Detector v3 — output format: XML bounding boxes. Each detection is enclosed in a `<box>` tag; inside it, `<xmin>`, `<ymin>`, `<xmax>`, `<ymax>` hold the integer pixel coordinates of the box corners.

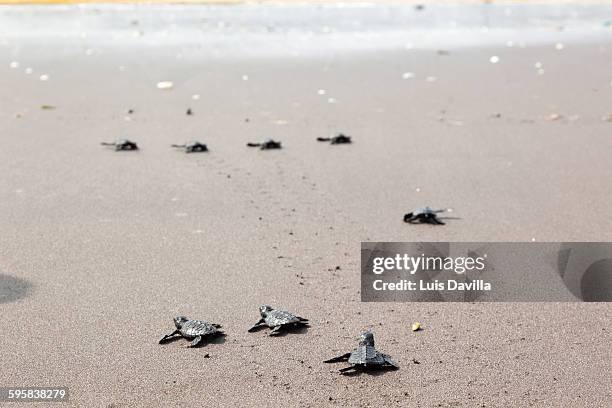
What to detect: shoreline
<box><xmin>3</xmin><ymin>0</ymin><xmax>612</xmax><ymax>5</ymax></box>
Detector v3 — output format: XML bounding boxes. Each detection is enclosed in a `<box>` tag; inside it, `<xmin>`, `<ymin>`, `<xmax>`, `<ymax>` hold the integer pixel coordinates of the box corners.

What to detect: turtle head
<box><xmin>173</xmin><ymin>316</ymin><xmax>189</xmax><ymax>329</ymax></box>
<box><xmin>358</xmin><ymin>331</ymin><xmax>375</xmax><ymax>346</ymax></box>
<box><xmin>259</xmin><ymin>305</ymin><xmax>274</xmax><ymax>317</ymax></box>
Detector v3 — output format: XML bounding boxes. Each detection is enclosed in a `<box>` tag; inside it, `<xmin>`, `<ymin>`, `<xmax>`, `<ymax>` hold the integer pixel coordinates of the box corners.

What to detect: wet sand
<box><xmin>1</xmin><ymin>3</ymin><xmax>611</xmax><ymax>407</ymax></box>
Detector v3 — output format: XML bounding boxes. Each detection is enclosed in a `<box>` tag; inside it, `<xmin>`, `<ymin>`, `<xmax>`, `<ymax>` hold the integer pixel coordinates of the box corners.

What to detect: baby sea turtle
<box><xmin>317</xmin><ymin>133</ymin><xmax>352</xmax><ymax>144</ymax></box>
<box><xmin>403</xmin><ymin>207</ymin><xmax>446</xmax><ymax>225</ymax></box>
<box><xmin>247</xmin><ymin>139</ymin><xmax>282</xmax><ymax>150</ymax></box>
<box><xmin>171</xmin><ymin>141</ymin><xmax>208</xmax><ymax>153</ymax></box>
<box><xmin>324</xmin><ymin>331</ymin><xmax>398</xmax><ymax>374</ymax></box>
<box><xmin>248</xmin><ymin>305</ymin><xmax>309</xmax><ymax>335</ymax></box>
<box><xmin>101</xmin><ymin>139</ymin><xmax>138</xmax><ymax>151</ymax></box>
<box><xmin>159</xmin><ymin>316</ymin><xmax>223</xmax><ymax>347</ymax></box>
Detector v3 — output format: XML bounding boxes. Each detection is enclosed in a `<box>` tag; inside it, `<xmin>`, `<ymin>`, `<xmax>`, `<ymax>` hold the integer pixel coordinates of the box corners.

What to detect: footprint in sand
<box><xmin>0</xmin><ymin>274</ymin><xmax>32</xmax><ymax>303</ymax></box>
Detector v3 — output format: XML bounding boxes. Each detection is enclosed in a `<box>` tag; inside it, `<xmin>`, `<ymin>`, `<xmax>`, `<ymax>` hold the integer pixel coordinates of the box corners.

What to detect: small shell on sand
<box><xmin>156</xmin><ymin>81</ymin><xmax>174</xmax><ymax>90</ymax></box>
<box><xmin>411</xmin><ymin>322</ymin><xmax>422</xmax><ymax>332</ymax></box>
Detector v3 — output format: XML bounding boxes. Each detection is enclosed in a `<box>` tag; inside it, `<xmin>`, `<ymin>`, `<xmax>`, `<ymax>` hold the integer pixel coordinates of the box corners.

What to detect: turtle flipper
<box><xmin>212</xmin><ymin>323</ymin><xmax>222</xmax><ymax>328</ymax></box>
<box><xmin>317</xmin><ymin>137</ymin><xmax>331</xmax><ymax>142</ymax></box>
<box><xmin>159</xmin><ymin>329</ymin><xmax>181</xmax><ymax>344</ymax></box>
<box><xmin>171</xmin><ymin>144</ymin><xmax>186</xmax><ymax>148</ymax></box>
<box><xmin>429</xmin><ymin>216</ymin><xmax>445</xmax><ymax>225</ymax></box>
<box><xmin>382</xmin><ymin>354</ymin><xmax>399</xmax><ymax>369</ymax></box>
<box><xmin>247</xmin><ymin>143</ymin><xmax>261</xmax><ymax>147</ymax></box>
<box><xmin>248</xmin><ymin>318</ymin><xmax>265</xmax><ymax>332</ymax></box>
<box><xmin>324</xmin><ymin>353</ymin><xmax>351</xmax><ymax>363</ymax></box>
<box><xmin>339</xmin><ymin>366</ymin><xmax>357</xmax><ymax>374</ymax></box>
<box><xmin>269</xmin><ymin>326</ymin><xmax>282</xmax><ymax>336</ymax></box>
<box><xmin>298</xmin><ymin>317</ymin><xmax>309</xmax><ymax>322</ymax></box>
<box><xmin>189</xmin><ymin>335</ymin><xmax>204</xmax><ymax>347</ymax></box>
<box><xmin>403</xmin><ymin>213</ymin><xmax>414</xmax><ymax>223</ymax></box>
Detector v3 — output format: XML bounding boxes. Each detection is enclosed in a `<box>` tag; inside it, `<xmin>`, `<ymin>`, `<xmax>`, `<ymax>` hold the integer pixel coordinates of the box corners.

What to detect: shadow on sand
<box><xmin>248</xmin><ymin>324</ymin><xmax>310</xmax><ymax>337</ymax></box>
<box><xmin>337</xmin><ymin>366</ymin><xmax>399</xmax><ymax>377</ymax></box>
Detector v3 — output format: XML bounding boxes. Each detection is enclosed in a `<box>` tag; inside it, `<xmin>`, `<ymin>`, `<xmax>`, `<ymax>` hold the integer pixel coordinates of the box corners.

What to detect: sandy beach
<box><xmin>1</xmin><ymin>3</ymin><xmax>611</xmax><ymax>407</ymax></box>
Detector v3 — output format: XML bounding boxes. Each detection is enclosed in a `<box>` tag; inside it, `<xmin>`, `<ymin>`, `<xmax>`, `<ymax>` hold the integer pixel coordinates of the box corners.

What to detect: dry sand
<box><xmin>1</xmin><ymin>3</ymin><xmax>611</xmax><ymax>407</ymax></box>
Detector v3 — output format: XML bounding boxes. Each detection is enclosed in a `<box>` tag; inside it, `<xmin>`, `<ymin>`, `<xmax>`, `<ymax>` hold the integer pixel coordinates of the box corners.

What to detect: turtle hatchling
<box><xmin>101</xmin><ymin>139</ymin><xmax>138</xmax><ymax>151</ymax></box>
<box><xmin>246</xmin><ymin>139</ymin><xmax>282</xmax><ymax>150</ymax></box>
<box><xmin>317</xmin><ymin>133</ymin><xmax>352</xmax><ymax>144</ymax></box>
<box><xmin>248</xmin><ymin>305</ymin><xmax>309</xmax><ymax>335</ymax></box>
<box><xmin>403</xmin><ymin>206</ymin><xmax>446</xmax><ymax>225</ymax></box>
<box><xmin>171</xmin><ymin>141</ymin><xmax>208</xmax><ymax>153</ymax></box>
<box><xmin>159</xmin><ymin>316</ymin><xmax>223</xmax><ymax>347</ymax></box>
<box><xmin>324</xmin><ymin>331</ymin><xmax>398</xmax><ymax>374</ymax></box>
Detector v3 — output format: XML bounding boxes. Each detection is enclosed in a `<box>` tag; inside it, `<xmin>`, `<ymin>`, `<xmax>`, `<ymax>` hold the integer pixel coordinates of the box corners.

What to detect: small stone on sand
<box><xmin>156</xmin><ymin>81</ymin><xmax>174</xmax><ymax>90</ymax></box>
